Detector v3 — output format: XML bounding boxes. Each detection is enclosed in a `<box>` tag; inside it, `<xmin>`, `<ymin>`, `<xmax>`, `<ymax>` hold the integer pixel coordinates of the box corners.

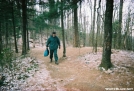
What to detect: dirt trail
<box><xmin>30</xmin><ymin>47</ymin><xmax>134</xmax><ymax>91</ymax></box>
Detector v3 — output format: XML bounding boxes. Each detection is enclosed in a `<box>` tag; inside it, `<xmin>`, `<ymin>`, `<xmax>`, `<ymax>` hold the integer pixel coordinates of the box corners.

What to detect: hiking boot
<box><xmin>50</xmin><ymin>59</ymin><xmax>52</xmax><ymax>63</ymax></box>
<box><xmin>55</xmin><ymin>62</ymin><xmax>59</xmax><ymax>65</ymax></box>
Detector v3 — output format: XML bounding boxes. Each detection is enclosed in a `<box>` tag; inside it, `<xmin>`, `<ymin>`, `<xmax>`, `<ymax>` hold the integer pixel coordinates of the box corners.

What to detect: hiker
<box><xmin>46</xmin><ymin>32</ymin><xmax>60</xmax><ymax>65</ymax></box>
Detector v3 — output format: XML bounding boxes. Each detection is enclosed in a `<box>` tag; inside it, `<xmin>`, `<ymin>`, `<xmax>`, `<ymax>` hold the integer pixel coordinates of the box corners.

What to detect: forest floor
<box><xmin>26</xmin><ymin>47</ymin><xmax>134</xmax><ymax>91</ymax></box>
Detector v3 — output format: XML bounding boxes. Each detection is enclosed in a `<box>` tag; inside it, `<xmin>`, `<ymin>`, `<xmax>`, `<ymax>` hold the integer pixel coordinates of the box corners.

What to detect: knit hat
<box><xmin>52</xmin><ymin>32</ymin><xmax>56</xmax><ymax>34</ymax></box>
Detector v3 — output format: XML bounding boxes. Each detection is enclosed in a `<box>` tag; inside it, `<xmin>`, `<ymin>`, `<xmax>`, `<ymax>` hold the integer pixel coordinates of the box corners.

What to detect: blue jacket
<box><xmin>46</xmin><ymin>35</ymin><xmax>60</xmax><ymax>50</ymax></box>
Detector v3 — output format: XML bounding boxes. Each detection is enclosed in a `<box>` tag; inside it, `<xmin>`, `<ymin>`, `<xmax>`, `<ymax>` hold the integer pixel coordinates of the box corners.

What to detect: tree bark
<box><xmin>61</xmin><ymin>0</ymin><xmax>66</xmax><ymax>57</ymax></box>
<box><xmin>118</xmin><ymin>0</ymin><xmax>123</xmax><ymax>49</ymax></box>
<box><xmin>73</xmin><ymin>0</ymin><xmax>79</xmax><ymax>47</ymax></box>
<box><xmin>99</xmin><ymin>0</ymin><xmax>113</xmax><ymax>70</ymax></box>
<box><xmin>22</xmin><ymin>0</ymin><xmax>27</xmax><ymax>55</ymax></box>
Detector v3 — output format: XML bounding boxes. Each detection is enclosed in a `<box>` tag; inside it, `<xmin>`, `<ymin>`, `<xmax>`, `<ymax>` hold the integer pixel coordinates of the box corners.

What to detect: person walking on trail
<box><xmin>46</xmin><ymin>32</ymin><xmax>60</xmax><ymax>65</ymax></box>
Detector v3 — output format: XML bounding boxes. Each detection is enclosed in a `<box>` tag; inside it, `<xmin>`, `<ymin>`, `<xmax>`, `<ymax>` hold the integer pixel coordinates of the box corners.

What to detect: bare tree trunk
<box><xmin>33</xmin><ymin>31</ymin><xmax>36</xmax><ymax>48</ymax></box>
<box><xmin>0</xmin><ymin>22</ymin><xmax>2</xmax><ymax>54</ymax></box>
<box><xmin>100</xmin><ymin>8</ymin><xmax>105</xmax><ymax>47</ymax></box>
<box><xmin>92</xmin><ymin>0</ymin><xmax>97</xmax><ymax>52</ymax></box>
<box><xmin>66</xmin><ymin>11</ymin><xmax>70</xmax><ymax>45</ymax></box>
<box><xmin>95</xmin><ymin>0</ymin><xmax>101</xmax><ymax>53</ymax></box>
<box><xmin>61</xmin><ymin>0</ymin><xmax>66</xmax><ymax>57</ymax></box>
<box><xmin>12</xmin><ymin>2</ymin><xmax>18</xmax><ymax>53</ymax></box>
<box><xmin>83</xmin><ymin>16</ymin><xmax>86</xmax><ymax>47</ymax></box>
<box><xmin>5</xmin><ymin>17</ymin><xmax>8</xmax><ymax>48</ymax></box>
<box><xmin>22</xmin><ymin>0</ymin><xmax>27</xmax><ymax>55</ymax></box>
<box><xmin>113</xmin><ymin>4</ymin><xmax>117</xmax><ymax>22</ymax></box>
<box><xmin>89</xmin><ymin>0</ymin><xmax>93</xmax><ymax>46</ymax></box>
<box><xmin>40</xmin><ymin>28</ymin><xmax>43</xmax><ymax>46</ymax></box>
<box><xmin>118</xmin><ymin>0</ymin><xmax>123</xmax><ymax>49</ymax></box>
<box><xmin>26</xmin><ymin>21</ymin><xmax>30</xmax><ymax>50</ymax></box>
<box><xmin>123</xmin><ymin>20</ymin><xmax>128</xmax><ymax>49</ymax></box>
<box><xmin>131</xmin><ymin>17</ymin><xmax>134</xmax><ymax>50</ymax></box>
<box><xmin>99</xmin><ymin>0</ymin><xmax>113</xmax><ymax>70</ymax></box>
<box><xmin>73</xmin><ymin>0</ymin><xmax>79</xmax><ymax>47</ymax></box>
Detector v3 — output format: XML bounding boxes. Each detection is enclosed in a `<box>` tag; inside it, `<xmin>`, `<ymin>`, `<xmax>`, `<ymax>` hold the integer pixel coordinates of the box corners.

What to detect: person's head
<box><xmin>52</xmin><ymin>32</ymin><xmax>56</xmax><ymax>37</ymax></box>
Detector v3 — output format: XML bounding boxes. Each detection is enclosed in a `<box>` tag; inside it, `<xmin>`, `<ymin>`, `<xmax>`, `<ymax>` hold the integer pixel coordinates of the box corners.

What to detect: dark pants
<box><xmin>50</xmin><ymin>49</ymin><xmax>58</xmax><ymax>62</ymax></box>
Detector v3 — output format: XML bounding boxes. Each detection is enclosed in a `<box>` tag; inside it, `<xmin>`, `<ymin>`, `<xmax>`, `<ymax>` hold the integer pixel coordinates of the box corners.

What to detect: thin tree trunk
<box><xmin>5</xmin><ymin>17</ymin><xmax>8</xmax><ymax>48</ymax></box>
<box><xmin>33</xmin><ymin>31</ymin><xmax>36</xmax><ymax>48</ymax></box>
<box><xmin>26</xmin><ymin>21</ymin><xmax>30</xmax><ymax>50</ymax></box>
<box><xmin>131</xmin><ymin>18</ymin><xmax>134</xmax><ymax>50</ymax></box>
<box><xmin>40</xmin><ymin>28</ymin><xmax>43</xmax><ymax>46</ymax></box>
<box><xmin>114</xmin><ymin>27</ymin><xmax>117</xmax><ymax>48</ymax></box>
<box><xmin>22</xmin><ymin>0</ymin><xmax>27</xmax><ymax>55</ymax></box>
<box><xmin>66</xmin><ymin>11</ymin><xmax>70</xmax><ymax>45</ymax></box>
<box><xmin>95</xmin><ymin>13</ymin><xmax>99</xmax><ymax>52</ymax></box>
<box><xmin>83</xmin><ymin>16</ymin><xmax>86</xmax><ymax>47</ymax></box>
<box><xmin>12</xmin><ymin>2</ymin><xmax>18</xmax><ymax>53</ymax></box>
<box><xmin>112</xmin><ymin>8</ymin><xmax>117</xmax><ymax>49</ymax></box>
<box><xmin>112</xmin><ymin>5</ymin><xmax>117</xmax><ymax>22</ymax></box>
<box><xmin>123</xmin><ymin>20</ymin><xmax>128</xmax><ymax>49</ymax></box>
<box><xmin>118</xmin><ymin>0</ymin><xmax>123</xmax><ymax>49</ymax></box>
<box><xmin>95</xmin><ymin>0</ymin><xmax>101</xmax><ymax>53</ymax></box>
<box><xmin>100</xmin><ymin>10</ymin><xmax>105</xmax><ymax>47</ymax></box>
<box><xmin>99</xmin><ymin>0</ymin><xmax>113</xmax><ymax>70</ymax></box>
<box><xmin>89</xmin><ymin>0</ymin><xmax>92</xmax><ymax>46</ymax></box>
<box><xmin>92</xmin><ymin>0</ymin><xmax>97</xmax><ymax>52</ymax></box>
<box><xmin>61</xmin><ymin>0</ymin><xmax>66</xmax><ymax>57</ymax></box>
<box><xmin>0</xmin><ymin>22</ymin><xmax>2</xmax><ymax>54</ymax></box>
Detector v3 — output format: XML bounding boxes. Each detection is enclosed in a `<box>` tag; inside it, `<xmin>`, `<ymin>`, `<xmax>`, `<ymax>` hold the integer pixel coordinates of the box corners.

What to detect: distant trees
<box><xmin>0</xmin><ymin>0</ymin><xmax>20</xmax><ymax>53</ymax></box>
<box><xmin>112</xmin><ymin>20</ymin><xmax>119</xmax><ymax>48</ymax></box>
<box><xmin>124</xmin><ymin>8</ymin><xmax>132</xmax><ymax>50</ymax></box>
<box><xmin>0</xmin><ymin>0</ymin><xmax>134</xmax><ymax>59</ymax></box>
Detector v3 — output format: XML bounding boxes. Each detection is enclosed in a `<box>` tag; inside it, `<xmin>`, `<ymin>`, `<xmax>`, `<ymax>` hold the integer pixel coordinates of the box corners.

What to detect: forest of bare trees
<box><xmin>1</xmin><ymin>0</ymin><xmax>134</xmax><ymax>66</ymax></box>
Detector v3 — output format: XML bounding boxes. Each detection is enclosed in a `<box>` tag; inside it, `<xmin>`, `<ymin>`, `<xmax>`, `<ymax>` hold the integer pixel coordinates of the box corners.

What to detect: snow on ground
<box><xmin>0</xmin><ymin>55</ymin><xmax>67</xmax><ymax>91</ymax></box>
<box><xmin>24</xmin><ymin>61</ymin><xmax>66</xmax><ymax>91</ymax></box>
<box><xmin>78</xmin><ymin>49</ymin><xmax>134</xmax><ymax>71</ymax></box>
<box><xmin>0</xmin><ymin>56</ymin><xmax>40</xmax><ymax>91</ymax></box>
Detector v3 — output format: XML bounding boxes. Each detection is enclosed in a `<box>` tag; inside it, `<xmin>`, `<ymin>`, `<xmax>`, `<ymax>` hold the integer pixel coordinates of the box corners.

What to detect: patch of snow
<box><xmin>78</xmin><ymin>50</ymin><xmax>134</xmax><ymax>76</ymax></box>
